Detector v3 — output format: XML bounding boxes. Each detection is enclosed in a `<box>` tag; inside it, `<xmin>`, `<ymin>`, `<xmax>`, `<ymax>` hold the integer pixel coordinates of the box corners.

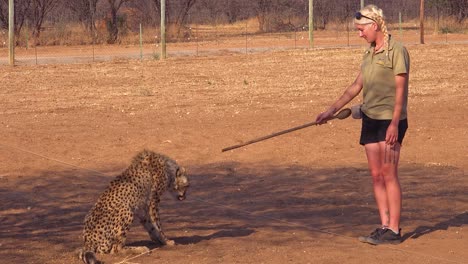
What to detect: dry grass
<box><xmin>12</xmin><ymin>16</ymin><xmax>468</xmax><ymax>48</ymax></box>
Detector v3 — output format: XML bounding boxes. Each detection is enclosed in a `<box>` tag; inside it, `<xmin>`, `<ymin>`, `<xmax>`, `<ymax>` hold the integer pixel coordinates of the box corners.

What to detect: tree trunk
<box><xmin>30</xmin><ymin>0</ymin><xmax>58</xmax><ymax>45</ymax></box>
<box><xmin>174</xmin><ymin>0</ymin><xmax>197</xmax><ymax>38</ymax></box>
<box><xmin>105</xmin><ymin>0</ymin><xmax>130</xmax><ymax>44</ymax></box>
<box><xmin>107</xmin><ymin>1</ymin><xmax>119</xmax><ymax>43</ymax></box>
<box><xmin>151</xmin><ymin>0</ymin><xmax>197</xmax><ymax>39</ymax></box>
<box><xmin>256</xmin><ymin>0</ymin><xmax>272</xmax><ymax>32</ymax></box>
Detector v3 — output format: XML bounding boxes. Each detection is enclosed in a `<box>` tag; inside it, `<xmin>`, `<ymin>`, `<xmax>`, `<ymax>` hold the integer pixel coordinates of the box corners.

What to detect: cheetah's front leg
<box><xmin>139</xmin><ymin>199</ymin><xmax>175</xmax><ymax>246</ymax></box>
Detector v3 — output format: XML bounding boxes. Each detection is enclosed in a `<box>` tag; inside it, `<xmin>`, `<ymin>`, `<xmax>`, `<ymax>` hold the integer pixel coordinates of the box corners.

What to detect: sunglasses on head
<box><xmin>355</xmin><ymin>12</ymin><xmax>376</xmax><ymax>22</ymax></box>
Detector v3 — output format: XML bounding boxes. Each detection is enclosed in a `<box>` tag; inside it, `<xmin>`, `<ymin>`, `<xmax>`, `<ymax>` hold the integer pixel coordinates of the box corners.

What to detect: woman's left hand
<box><xmin>385</xmin><ymin>123</ymin><xmax>399</xmax><ymax>145</ymax></box>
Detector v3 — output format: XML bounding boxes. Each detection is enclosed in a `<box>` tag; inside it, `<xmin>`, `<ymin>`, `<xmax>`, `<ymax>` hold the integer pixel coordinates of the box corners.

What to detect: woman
<box><xmin>315</xmin><ymin>5</ymin><xmax>410</xmax><ymax>245</ymax></box>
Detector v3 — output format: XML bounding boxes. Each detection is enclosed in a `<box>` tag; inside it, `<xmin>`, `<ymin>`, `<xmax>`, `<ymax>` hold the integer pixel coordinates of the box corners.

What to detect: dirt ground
<box><xmin>0</xmin><ymin>41</ymin><xmax>467</xmax><ymax>264</ymax></box>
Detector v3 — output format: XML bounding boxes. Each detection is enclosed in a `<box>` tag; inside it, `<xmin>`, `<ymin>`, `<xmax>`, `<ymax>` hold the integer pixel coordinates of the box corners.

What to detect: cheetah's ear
<box><xmin>176</xmin><ymin>167</ymin><xmax>186</xmax><ymax>176</ymax></box>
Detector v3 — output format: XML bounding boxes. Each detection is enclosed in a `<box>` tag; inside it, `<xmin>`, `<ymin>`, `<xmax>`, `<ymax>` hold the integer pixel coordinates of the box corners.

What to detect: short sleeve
<box><xmin>392</xmin><ymin>44</ymin><xmax>410</xmax><ymax>75</ymax></box>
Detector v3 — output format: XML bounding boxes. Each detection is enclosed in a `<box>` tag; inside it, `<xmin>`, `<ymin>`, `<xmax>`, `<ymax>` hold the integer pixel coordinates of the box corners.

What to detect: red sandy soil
<box><xmin>0</xmin><ymin>41</ymin><xmax>467</xmax><ymax>264</ymax></box>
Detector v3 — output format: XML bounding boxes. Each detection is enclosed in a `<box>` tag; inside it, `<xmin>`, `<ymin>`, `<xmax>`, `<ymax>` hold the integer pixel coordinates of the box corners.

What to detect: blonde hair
<box><xmin>355</xmin><ymin>5</ymin><xmax>389</xmax><ymax>56</ymax></box>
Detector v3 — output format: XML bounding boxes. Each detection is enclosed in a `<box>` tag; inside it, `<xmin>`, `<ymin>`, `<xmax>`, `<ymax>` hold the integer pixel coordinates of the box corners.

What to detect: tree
<box><xmin>106</xmin><ymin>0</ymin><xmax>129</xmax><ymax>44</ymax></box>
<box><xmin>255</xmin><ymin>0</ymin><xmax>274</xmax><ymax>32</ymax></box>
<box><xmin>448</xmin><ymin>0</ymin><xmax>468</xmax><ymax>22</ymax></box>
<box><xmin>0</xmin><ymin>0</ymin><xmax>8</xmax><ymax>29</ymax></box>
<box><xmin>0</xmin><ymin>0</ymin><xmax>32</xmax><ymax>39</ymax></box>
<box><xmin>66</xmin><ymin>0</ymin><xmax>99</xmax><ymax>33</ymax></box>
<box><xmin>224</xmin><ymin>0</ymin><xmax>243</xmax><ymax>24</ymax></box>
<box><xmin>151</xmin><ymin>0</ymin><xmax>198</xmax><ymax>38</ymax></box>
<box><xmin>127</xmin><ymin>0</ymin><xmax>158</xmax><ymax>26</ymax></box>
<box><xmin>427</xmin><ymin>0</ymin><xmax>449</xmax><ymax>33</ymax></box>
<box><xmin>30</xmin><ymin>0</ymin><xmax>60</xmax><ymax>43</ymax></box>
<box><xmin>199</xmin><ymin>0</ymin><xmax>223</xmax><ymax>24</ymax></box>
<box><xmin>313</xmin><ymin>0</ymin><xmax>331</xmax><ymax>29</ymax></box>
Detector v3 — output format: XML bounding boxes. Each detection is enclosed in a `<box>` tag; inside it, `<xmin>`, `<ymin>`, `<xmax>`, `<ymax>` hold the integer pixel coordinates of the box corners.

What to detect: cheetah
<box><xmin>79</xmin><ymin>150</ymin><xmax>189</xmax><ymax>264</ymax></box>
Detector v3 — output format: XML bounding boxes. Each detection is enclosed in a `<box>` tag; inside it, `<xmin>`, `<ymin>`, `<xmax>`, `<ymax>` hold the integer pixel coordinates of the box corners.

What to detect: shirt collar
<box><xmin>368</xmin><ymin>35</ymin><xmax>394</xmax><ymax>54</ymax></box>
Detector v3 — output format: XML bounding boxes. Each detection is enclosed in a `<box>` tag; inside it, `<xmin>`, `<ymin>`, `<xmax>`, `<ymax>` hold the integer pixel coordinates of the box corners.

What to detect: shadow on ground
<box><xmin>0</xmin><ymin>161</ymin><xmax>465</xmax><ymax>263</ymax></box>
<box><xmin>404</xmin><ymin>211</ymin><xmax>468</xmax><ymax>241</ymax></box>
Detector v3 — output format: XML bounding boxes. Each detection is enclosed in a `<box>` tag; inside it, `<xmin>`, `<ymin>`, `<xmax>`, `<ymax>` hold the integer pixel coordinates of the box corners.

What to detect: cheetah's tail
<box><xmin>79</xmin><ymin>250</ymin><xmax>104</xmax><ymax>264</ymax></box>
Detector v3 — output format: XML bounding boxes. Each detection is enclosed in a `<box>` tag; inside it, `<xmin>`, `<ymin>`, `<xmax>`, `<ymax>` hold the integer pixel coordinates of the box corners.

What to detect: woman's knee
<box><xmin>370</xmin><ymin>170</ymin><xmax>385</xmax><ymax>185</ymax></box>
<box><xmin>381</xmin><ymin>165</ymin><xmax>398</xmax><ymax>182</ymax></box>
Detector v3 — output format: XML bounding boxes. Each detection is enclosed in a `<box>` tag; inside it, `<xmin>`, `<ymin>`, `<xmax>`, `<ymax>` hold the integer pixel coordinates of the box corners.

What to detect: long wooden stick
<box><xmin>222</xmin><ymin>108</ymin><xmax>351</xmax><ymax>152</ymax></box>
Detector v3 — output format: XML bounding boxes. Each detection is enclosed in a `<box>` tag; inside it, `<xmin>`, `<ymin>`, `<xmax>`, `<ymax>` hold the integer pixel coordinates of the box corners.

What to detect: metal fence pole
<box><xmin>294</xmin><ymin>28</ymin><xmax>297</xmax><ymax>49</ymax></box>
<box><xmin>196</xmin><ymin>25</ymin><xmax>199</xmax><ymax>56</ymax></box>
<box><xmin>347</xmin><ymin>21</ymin><xmax>350</xmax><ymax>47</ymax></box>
<box><xmin>309</xmin><ymin>0</ymin><xmax>313</xmax><ymax>48</ymax></box>
<box><xmin>90</xmin><ymin>0</ymin><xmax>95</xmax><ymax>63</ymax></box>
<box><xmin>420</xmin><ymin>0</ymin><xmax>425</xmax><ymax>44</ymax></box>
<box><xmin>399</xmin><ymin>11</ymin><xmax>403</xmax><ymax>40</ymax></box>
<box><xmin>245</xmin><ymin>21</ymin><xmax>248</xmax><ymax>54</ymax></box>
<box><xmin>26</xmin><ymin>21</ymin><xmax>29</xmax><ymax>50</ymax></box>
<box><xmin>9</xmin><ymin>0</ymin><xmax>14</xmax><ymax>66</ymax></box>
<box><xmin>35</xmin><ymin>45</ymin><xmax>38</xmax><ymax>65</ymax></box>
<box><xmin>139</xmin><ymin>23</ymin><xmax>143</xmax><ymax>61</ymax></box>
<box><xmin>161</xmin><ymin>0</ymin><xmax>166</xmax><ymax>59</ymax></box>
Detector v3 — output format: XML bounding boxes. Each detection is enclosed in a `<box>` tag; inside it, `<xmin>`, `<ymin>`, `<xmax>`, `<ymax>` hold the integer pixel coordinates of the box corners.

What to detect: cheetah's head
<box><xmin>172</xmin><ymin>167</ymin><xmax>189</xmax><ymax>201</ymax></box>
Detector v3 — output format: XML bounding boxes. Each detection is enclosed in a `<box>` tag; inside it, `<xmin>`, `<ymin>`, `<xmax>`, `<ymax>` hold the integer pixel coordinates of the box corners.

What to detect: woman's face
<box><xmin>356</xmin><ymin>23</ymin><xmax>377</xmax><ymax>43</ymax></box>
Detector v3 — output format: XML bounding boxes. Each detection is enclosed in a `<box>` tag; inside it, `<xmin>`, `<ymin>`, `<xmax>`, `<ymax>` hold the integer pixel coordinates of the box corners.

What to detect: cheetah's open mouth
<box><xmin>178</xmin><ymin>195</ymin><xmax>186</xmax><ymax>201</ymax></box>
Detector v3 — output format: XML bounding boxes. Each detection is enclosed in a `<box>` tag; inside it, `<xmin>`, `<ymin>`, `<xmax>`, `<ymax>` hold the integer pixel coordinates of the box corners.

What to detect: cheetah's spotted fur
<box><xmin>80</xmin><ymin>150</ymin><xmax>189</xmax><ymax>263</ymax></box>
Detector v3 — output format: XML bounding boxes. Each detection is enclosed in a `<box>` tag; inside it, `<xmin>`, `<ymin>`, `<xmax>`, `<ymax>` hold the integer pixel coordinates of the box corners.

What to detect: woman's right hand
<box><xmin>315</xmin><ymin>109</ymin><xmax>335</xmax><ymax>124</ymax></box>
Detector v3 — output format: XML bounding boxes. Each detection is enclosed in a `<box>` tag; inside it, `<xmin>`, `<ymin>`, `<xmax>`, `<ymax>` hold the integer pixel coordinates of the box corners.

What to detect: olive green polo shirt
<box><xmin>360</xmin><ymin>36</ymin><xmax>410</xmax><ymax>120</ymax></box>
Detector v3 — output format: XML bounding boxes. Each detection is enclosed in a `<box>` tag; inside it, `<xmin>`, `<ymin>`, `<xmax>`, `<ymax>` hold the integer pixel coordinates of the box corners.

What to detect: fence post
<box><xmin>8</xmin><ymin>0</ymin><xmax>14</xmax><ymax>66</ymax></box>
<box><xmin>161</xmin><ymin>0</ymin><xmax>166</xmax><ymax>59</ymax></box>
<box><xmin>245</xmin><ymin>20</ymin><xmax>248</xmax><ymax>54</ymax></box>
<box><xmin>90</xmin><ymin>0</ymin><xmax>95</xmax><ymax>63</ymax></box>
<box><xmin>347</xmin><ymin>21</ymin><xmax>350</xmax><ymax>47</ymax></box>
<box><xmin>309</xmin><ymin>0</ymin><xmax>313</xmax><ymax>48</ymax></box>
<box><xmin>26</xmin><ymin>21</ymin><xmax>29</xmax><ymax>50</ymax></box>
<box><xmin>294</xmin><ymin>28</ymin><xmax>297</xmax><ymax>49</ymax></box>
<box><xmin>196</xmin><ymin>25</ymin><xmax>199</xmax><ymax>56</ymax></box>
<box><xmin>399</xmin><ymin>12</ymin><xmax>403</xmax><ymax>40</ymax></box>
<box><xmin>139</xmin><ymin>23</ymin><xmax>143</xmax><ymax>61</ymax></box>
<box><xmin>420</xmin><ymin>0</ymin><xmax>425</xmax><ymax>44</ymax></box>
<box><xmin>35</xmin><ymin>45</ymin><xmax>38</xmax><ymax>65</ymax></box>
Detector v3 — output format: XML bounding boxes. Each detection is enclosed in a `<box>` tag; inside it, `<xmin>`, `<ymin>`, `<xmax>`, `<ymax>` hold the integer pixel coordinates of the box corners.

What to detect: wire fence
<box><xmin>1</xmin><ymin>9</ymin><xmax>468</xmax><ymax>65</ymax></box>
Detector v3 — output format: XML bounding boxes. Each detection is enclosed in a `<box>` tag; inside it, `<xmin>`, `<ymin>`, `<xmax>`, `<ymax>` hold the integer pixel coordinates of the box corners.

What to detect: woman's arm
<box><xmin>386</xmin><ymin>73</ymin><xmax>407</xmax><ymax>144</ymax></box>
<box><xmin>316</xmin><ymin>71</ymin><xmax>364</xmax><ymax>123</ymax></box>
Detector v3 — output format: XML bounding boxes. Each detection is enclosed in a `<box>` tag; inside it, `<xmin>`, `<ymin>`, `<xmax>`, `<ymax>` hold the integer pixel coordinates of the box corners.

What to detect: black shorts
<box><xmin>360</xmin><ymin>114</ymin><xmax>408</xmax><ymax>145</ymax></box>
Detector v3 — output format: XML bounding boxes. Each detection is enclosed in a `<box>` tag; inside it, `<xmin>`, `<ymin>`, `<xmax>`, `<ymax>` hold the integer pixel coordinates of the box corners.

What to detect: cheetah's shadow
<box><xmin>127</xmin><ymin>227</ymin><xmax>255</xmax><ymax>248</ymax></box>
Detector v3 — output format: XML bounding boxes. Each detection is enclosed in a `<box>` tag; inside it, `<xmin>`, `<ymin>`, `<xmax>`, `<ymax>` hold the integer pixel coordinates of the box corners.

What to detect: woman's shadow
<box><xmin>403</xmin><ymin>212</ymin><xmax>467</xmax><ymax>241</ymax></box>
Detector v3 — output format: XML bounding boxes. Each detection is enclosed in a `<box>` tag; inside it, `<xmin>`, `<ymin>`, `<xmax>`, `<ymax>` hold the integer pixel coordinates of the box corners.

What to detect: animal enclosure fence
<box><xmin>1</xmin><ymin>0</ymin><xmax>467</xmax><ymax>65</ymax></box>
